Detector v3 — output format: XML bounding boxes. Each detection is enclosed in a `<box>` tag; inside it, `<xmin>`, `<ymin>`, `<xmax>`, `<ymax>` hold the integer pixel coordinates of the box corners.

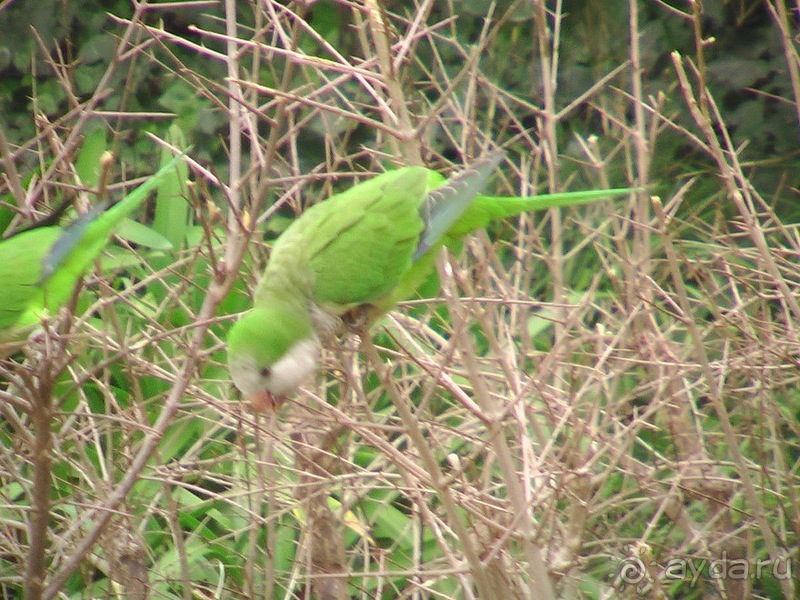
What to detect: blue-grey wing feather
<box><xmin>414</xmin><ymin>150</ymin><xmax>505</xmax><ymax>260</ymax></box>
<box><xmin>38</xmin><ymin>202</ymin><xmax>107</xmax><ymax>283</ymax></box>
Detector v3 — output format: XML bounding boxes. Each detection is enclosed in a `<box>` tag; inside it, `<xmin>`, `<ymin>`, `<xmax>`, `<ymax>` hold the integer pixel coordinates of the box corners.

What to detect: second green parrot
<box><xmin>0</xmin><ymin>157</ymin><xmax>181</xmax><ymax>353</ymax></box>
<box><xmin>227</xmin><ymin>151</ymin><xmax>632</xmax><ymax>410</ymax></box>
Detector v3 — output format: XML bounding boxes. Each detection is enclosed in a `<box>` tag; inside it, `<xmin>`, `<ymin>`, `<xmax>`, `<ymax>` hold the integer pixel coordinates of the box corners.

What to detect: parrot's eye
<box><xmin>260</xmin><ymin>366</ymin><xmax>272</xmax><ymax>379</ymax></box>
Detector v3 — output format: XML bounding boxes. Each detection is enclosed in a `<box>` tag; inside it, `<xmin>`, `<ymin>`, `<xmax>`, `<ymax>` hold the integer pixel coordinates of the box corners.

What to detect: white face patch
<box><xmin>267</xmin><ymin>338</ymin><xmax>320</xmax><ymax>395</ymax></box>
<box><xmin>228</xmin><ymin>337</ymin><xmax>320</xmax><ymax>397</ymax></box>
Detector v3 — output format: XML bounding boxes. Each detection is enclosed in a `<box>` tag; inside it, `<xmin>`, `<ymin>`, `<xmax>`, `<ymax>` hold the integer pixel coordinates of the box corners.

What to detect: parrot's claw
<box><xmin>342</xmin><ymin>305</ymin><xmax>371</xmax><ymax>332</ymax></box>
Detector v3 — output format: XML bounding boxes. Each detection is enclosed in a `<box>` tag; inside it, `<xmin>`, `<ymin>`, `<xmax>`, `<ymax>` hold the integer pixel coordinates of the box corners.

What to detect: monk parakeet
<box><xmin>0</xmin><ymin>156</ymin><xmax>182</xmax><ymax>352</ymax></box>
<box><xmin>227</xmin><ymin>151</ymin><xmax>632</xmax><ymax>410</ymax></box>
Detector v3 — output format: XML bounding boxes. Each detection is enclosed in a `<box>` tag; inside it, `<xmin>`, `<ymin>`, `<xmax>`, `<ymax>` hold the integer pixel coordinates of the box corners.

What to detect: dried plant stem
<box><xmin>362</xmin><ymin>0</ymin><xmax>422</xmax><ymax>164</ymax></box>
<box><xmin>41</xmin><ymin>7</ymin><xmax>264</xmax><ymax>593</ymax></box>
<box><xmin>291</xmin><ymin>429</ymin><xmax>347</xmax><ymax>600</ymax></box>
<box><xmin>0</xmin><ymin>122</ymin><xmax>26</xmax><ymax>207</ymax></box>
<box><xmin>44</xmin><ymin>315</ymin><xmax>216</xmax><ymax>597</ymax></box>
<box><xmin>24</xmin><ymin>365</ymin><xmax>54</xmax><ymax>600</ymax></box>
<box><xmin>766</xmin><ymin>0</ymin><xmax>800</xmax><ymax>128</ymax></box>
<box><xmin>224</xmin><ymin>0</ymin><xmax>243</xmax><ymax>239</ymax></box>
<box><xmin>25</xmin><ymin>3</ymin><xmax>148</xmax><ymax>208</ymax></box>
<box><xmin>437</xmin><ymin>253</ymin><xmax>557</xmax><ymax>599</ymax></box>
<box><xmin>530</xmin><ymin>0</ymin><xmax>567</xmax><ymax>386</ymax></box>
<box><xmin>672</xmin><ymin>53</ymin><xmax>800</xmax><ymax>327</ymax></box>
<box><xmin>358</xmin><ymin>330</ymin><xmax>497</xmax><ymax>599</ymax></box>
<box><xmin>627</xmin><ymin>0</ymin><xmax>651</xmax><ymax>303</ymax></box>
<box><xmin>654</xmin><ymin>194</ymin><xmax>794</xmax><ymax>600</ymax></box>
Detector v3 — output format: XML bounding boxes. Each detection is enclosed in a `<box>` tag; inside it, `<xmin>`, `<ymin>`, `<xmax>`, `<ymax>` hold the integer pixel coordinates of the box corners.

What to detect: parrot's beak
<box><xmin>249</xmin><ymin>390</ymin><xmax>286</xmax><ymax>412</ymax></box>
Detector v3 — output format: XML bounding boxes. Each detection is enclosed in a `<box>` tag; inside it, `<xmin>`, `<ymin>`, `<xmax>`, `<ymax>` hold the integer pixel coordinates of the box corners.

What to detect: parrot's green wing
<box><xmin>0</xmin><ymin>227</ymin><xmax>61</xmax><ymax>331</ymax></box>
<box><xmin>275</xmin><ymin>167</ymin><xmax>429</xmax><ymax>308</ymax></box>
<box><xmin>264</xmin><ymin>154</ymin><xmax>507</xmax><ymax>311</ymax></box>
<box><xmin>0</xmin><ymin>155</ymin><xmax>184</xmax><ymax>336</ymax></box>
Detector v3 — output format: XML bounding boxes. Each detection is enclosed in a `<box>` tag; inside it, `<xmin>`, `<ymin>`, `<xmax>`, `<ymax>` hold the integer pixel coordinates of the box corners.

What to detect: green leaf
<box><xmin>75</xmin><ymin>127</ymin><xmax>107</xmax><ymax>188</ymax></box>
<box><xmin>152</xmin><ymin>124</ymin><xmax>190</xmax><ymax>249</ymax></box>
<box><xmin>0</xmin><ymin>193</ymin><xmax>15</xmax><ymax>235</ymax></box>
<box><xmin>115</xmin><ymin>219</ymin><xmax>174</xmax><ymax>251</ymax></box>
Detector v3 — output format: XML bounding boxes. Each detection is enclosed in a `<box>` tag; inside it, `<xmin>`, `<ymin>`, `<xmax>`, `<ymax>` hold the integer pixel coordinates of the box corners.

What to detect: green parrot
<box><xmin>227</xmin><ymin>151</ymin><xmax>632</xmax><ymax>410</ymax></box>
<box><xmin>0</xmin><ymin>157</ymin><xmax>182</xmax><ymax>353</ymax></box>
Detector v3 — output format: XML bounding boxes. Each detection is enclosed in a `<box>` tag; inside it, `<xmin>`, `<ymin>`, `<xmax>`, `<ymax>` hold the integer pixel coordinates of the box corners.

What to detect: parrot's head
<box><xmin>227</xmin><ymin>306</ymin><xmax>319</xmax><ymax>411</ymax></box>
